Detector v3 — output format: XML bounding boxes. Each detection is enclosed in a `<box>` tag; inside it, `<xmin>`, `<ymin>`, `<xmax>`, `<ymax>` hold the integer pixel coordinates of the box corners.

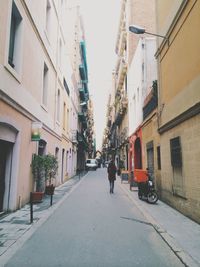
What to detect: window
<box><xmin>63</xmin><ymin>78</ymin><xmax>70</xmax><ymax>95</ymax></box>
<box><xmin>42</xmin><ymin>63</ymin><xmax>48</xmax><ymax>107</ymax></box>
<box><xmin>157</xmin><ymin>146</ymin><xmax>161</xmax><ymax>170</ymax></box>
<box><xmin>59</xmin><ymin>39</ymin><xmax>62</xmax><ymax>68</ymax></box>
<box><xmin>63</xmin><ymin>102</ymin><xmax>66</xmax><ymax>129</ymax></box>
<box><xmin>38</xmin><ymin>139</ymin><xmax>46</xmax><ymax>155</ymax></box>
<box><xmin>56</xmin><ymin>90</ymin><xmax>61</xmax><ymax>122</ymax></box>
<box><xmin>66</xmin><ymin>150</ymin><xmax>68</xmax><ymax>175</ymax></box>
<box><xmin>55</xmin><ymin>147</ymin><xmax>59</xmax><ymax>158</ymax></box>
<box><xmin>170</xmin><ymin>137</ymin><xmax>182</xmax><ymax>167</ymax></box>
<box><xmin>67</xmin><ymin>108</ymin><xmax>69</xmax><ymax>132</ymax></box>
<box><xmin>8</xmin><ymin>1</ymin><xmax>22</xmax><ymax>70</ymax></box>
<box><xmin>45</xmin><ymin>0</ymin><xmax>51</xmax><ymax>35</ymax></box>
<box><xmin>170</xmin><ymin>136</ymin><xmax>185</xmax><ymax>197</ymax></box>
<box><xmin>137</xmin><ymin>87</ymin><xmax>139</xmax><ymax>101</ymax></box>
<box><xmin>146</xmin><ymin>141</ymin><xmax>154</xmax><ymax>177</ymax></box>
<box><xmin>125</xmin><ymin>75</ymin><xmax>127</xmax><ymax>93</ymax></box>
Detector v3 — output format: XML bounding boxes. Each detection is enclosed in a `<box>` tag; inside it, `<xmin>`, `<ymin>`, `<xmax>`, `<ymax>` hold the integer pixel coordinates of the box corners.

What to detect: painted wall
<box><xmin>157</xmin><ymin>0</ymin><xmax>200</xmax><ymax>127</ymax></box>
<box><xmin>156</xmin><ymin>0</ymin><xmax>200</xmax><ymax>223</ymax></box>
<box><xmin>128</xmin><ymin>38</ymin><xmax>157</xmax><ymax>137</ymax></box>
<box><xmin>127</xmin><ymin>0</ymin><xmax>156</xmax><ymax>66</ymax></box>
<box><xmin>0</xmin><ymin>0</ymin><xmax>80</xmax><ymax>211</ymax></box>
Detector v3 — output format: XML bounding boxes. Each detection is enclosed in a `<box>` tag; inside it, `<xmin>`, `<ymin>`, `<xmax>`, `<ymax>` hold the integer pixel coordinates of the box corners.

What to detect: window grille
<box><xmin>170</xmin><ymin>137</ymin><xmax>182</xmax><ymax>167</ymax></box>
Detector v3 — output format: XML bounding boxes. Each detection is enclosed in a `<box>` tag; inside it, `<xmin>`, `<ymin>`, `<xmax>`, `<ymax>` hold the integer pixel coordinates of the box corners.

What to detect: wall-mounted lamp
<box><xmin>129</xmin><ymin>25</ymin><xmax>168</xmax><ymax>41</ymax></box>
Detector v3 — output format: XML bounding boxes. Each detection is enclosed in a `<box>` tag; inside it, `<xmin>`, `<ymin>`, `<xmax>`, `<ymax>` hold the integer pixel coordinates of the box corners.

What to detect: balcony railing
<box><xmin>70</xmin><ymin>130</ymin><xmax>78</xmax><ymax>144</ymax></box>
<box><xmin>115</xmin><ymin>96</ymin><xmax>128</xmax><ymax>125</ymax></box>
<box><xmin>116</xmin><ymin>58</ymin><xmax>127</xmax><ymax>93</ymax></box>
<box><xmin>143</xmin><ymin>81</ymin><xmax>158</xmax><ymax>120</ymax></box>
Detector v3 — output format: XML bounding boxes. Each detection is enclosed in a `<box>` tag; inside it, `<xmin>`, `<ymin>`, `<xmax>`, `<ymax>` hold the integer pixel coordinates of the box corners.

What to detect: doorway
<box><xmin>146</xmin><ymin>141</ymin><xmax>154</xmax><ymax>179</ymax></box>
<box><xmin>134</xmin><ymin>137</ymin><xmax>142</xmax><ymax>169</ymax></box>
<box><xmin>0</xmin><ymin>140</ymin><xmax>13</xmax><ymax>212</ymax></box>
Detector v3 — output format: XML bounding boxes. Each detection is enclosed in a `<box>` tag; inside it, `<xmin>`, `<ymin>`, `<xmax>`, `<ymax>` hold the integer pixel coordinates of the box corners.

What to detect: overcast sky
<box><xmin>78</xmin><ymin>0</ymin><xmax>121</xmax><ymax>150</ymax></box>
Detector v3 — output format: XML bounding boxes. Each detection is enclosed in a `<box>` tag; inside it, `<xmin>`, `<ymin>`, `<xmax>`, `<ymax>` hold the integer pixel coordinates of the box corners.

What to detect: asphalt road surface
<box><xmin>4</xmin><ymin>169</ymin><xmax>184</xmax><ymax>267</ymax></box>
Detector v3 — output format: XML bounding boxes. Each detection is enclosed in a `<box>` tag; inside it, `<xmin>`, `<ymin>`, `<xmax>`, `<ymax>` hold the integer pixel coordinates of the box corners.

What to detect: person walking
<box><xmin>107</xmin><ymin>159</ymin><xmax>117</xmax><ymax>194</ymax></box>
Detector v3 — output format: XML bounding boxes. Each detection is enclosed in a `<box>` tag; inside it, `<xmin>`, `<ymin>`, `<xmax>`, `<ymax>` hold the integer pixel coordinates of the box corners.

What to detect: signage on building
<box><xmin>31</xmin><ymin>122</ymin><xmax>42</xmax><ymax>141</ymax></box>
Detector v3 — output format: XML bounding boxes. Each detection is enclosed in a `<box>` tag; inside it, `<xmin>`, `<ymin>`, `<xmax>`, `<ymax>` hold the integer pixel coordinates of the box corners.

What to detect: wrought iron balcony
<box><xmin>143</xmin><ymin>80</ymin><xmax>158</xmax><ymax>120</ymax></box>
<box><xmin>70</xmin><ymin>130</ymin><xmax>78</xmax><ymax>144</ymax></box>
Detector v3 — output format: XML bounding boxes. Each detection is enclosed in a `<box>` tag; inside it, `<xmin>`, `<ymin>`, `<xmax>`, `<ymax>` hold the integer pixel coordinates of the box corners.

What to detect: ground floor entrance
<box><xmin>0</xmin><ymin>140</ymin><xmax>13</xmax><ymax>212</ymax></box>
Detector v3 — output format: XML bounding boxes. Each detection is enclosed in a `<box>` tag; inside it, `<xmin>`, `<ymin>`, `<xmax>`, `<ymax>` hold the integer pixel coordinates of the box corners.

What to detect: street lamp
<box><xmin>129</xmin><ymin>25</ymin><xmax>168</xmax><ymax>41</ymax></box>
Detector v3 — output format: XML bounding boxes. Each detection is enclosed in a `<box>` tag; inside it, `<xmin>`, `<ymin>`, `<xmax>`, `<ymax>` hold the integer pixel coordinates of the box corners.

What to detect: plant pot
<box><xmin>31</xmin><ymin>192</ymin><xmax>44</xmax><ymax>203</ymax></box>
<box><xmin>45</xmin><ymin>185</ymin><xmax>55</xmax><ymax>195</ymax></box>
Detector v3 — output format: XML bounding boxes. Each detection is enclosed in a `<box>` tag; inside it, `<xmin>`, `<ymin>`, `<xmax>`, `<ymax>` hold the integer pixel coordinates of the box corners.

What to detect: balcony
<box><xmin>118</xmin><ymin>30</ymin><xmax>127</xmax><ymax>56</ymax></box>
<box><xmin>143</xmin><ymin>81</ymin><xmax>158</xmax><ymax>120</ymax></box>
<box><xmin>79</xmin><ymin>88</ymin><xmax>86</xmax><ymax>101</ymax></box>
<box><xmin>82</xmin><ymin>120</ymin><xmax>87</xmax><ymax>130</ymax></box>
<box><xmin>116</xmin><ymin>58</ymin><xmax>127</xmax><ymax>93</ymax></box>
<box><xmin>121</xmin><ymin>96</ymin><xmax>128</xmax><ymax>111</ymax></box>
<box><xmin>107</xmin><ymin>119</ymin><xmax>111</xmax><ymax>128</ymax></box>
<box><xmin>79</xmin><ymin>64</ymin><xmax>88</xmax><ymax>83</ymax></box>
<box><xmin>115</xmin><ymin>96</ymin><xmax>128</xmax><ymax>126</ymax></box>
<box><xmin>80</xmin><ymin>41</ymin><xmax>88</xmax><ymax>72</ymax></box>
<box><xmin>77</xmin><ymin>131</ymin><xmax>88</xmax><ymax>149</ymax></box>
<box><xmin>70</xmin><ymin>130</ymin><xmax>78</xmax><ymax>144</ymax></box>
<box><xmin>119</xmin><ymin>127</ymin><xmax>128</xmax><ymax>146</ymax></box>
<box><xmin>78</xmin><ymin>112</ymin><xmax>86</xmax><ymax>121</ymax></box>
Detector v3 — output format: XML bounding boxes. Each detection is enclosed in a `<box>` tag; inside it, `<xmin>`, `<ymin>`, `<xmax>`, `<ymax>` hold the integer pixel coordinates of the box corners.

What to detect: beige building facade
<box><xmin>127</xmin><ymin>0</ymin><xmax>156</xmax><ymax>66</ymax></box>
<box><xmin>0</xmin><ymin>0</ymin><xmax>94</xmax><ymax>213</ymax></box>
<box><xmin>113</xmin><ymin>0</ymin><xmax>129</xmax><ymax>170</ymax></box>
<box><xmin>156</xmin><ymin>0</ymin><xmax>200</xmax><ymax>223</ymax></box>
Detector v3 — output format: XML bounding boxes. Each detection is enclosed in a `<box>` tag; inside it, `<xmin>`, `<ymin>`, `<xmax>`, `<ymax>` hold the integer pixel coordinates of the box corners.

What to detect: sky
<box><xmin>78</xmin><ymin>0</ymin><xmax>121</xmax><ymax>150</ymax></box>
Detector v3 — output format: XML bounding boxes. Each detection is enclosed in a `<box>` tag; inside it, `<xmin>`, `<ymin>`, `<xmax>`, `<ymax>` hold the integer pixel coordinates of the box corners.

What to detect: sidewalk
<box><xmin>117</xmin><ymin>177</ymin><xmax>200</xmax><ymax>267</ymax></box>
<box><xmin>0</xmin><ymin>173</ymin><xmax>86</xmax><ymax>264</ymax></box>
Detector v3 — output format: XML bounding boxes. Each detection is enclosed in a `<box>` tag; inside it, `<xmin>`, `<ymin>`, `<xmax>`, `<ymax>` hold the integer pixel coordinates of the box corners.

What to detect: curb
<box><xmin>0</xmin><ymin>173</ymin><xmax>88</xmax><ymax>267</ymax></box>
<box><xmin>117</xmin><ymin>179</ymin><xmax>200</xmax><ymax>267</ymax></box>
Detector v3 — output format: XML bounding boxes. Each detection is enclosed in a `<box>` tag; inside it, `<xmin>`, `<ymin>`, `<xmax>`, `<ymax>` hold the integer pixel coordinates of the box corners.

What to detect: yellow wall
<box><xmin>157</xmin><ymin>0</ymin><xmax>200</xmax><ymax>126</ymax></box>
<box><xmin>142</xmin><ymin>112</ymin><xmax>161</xmax><ymax>190</ymax></box>
<box><xmin>156</xmin><ymin>0</ymin><xmax>185</xmax><ymax>34</ymax></box>
<box><xmin>160</xmin><ymin>114</ymin><xmax>200</xmax><ymax>223</ymax></box>
<box><xmin>156</xmin><ymin>0</ymin><xmax>200</xmax><ymax>223</ymax></box>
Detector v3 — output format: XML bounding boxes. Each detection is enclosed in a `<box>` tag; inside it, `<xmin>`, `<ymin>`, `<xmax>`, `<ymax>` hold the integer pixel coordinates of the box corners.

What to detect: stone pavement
<box><xmin>0</xmin><ymin>172</ymin><xmax>86</xmax><ymax>265</ymax></box>
<box><xmin>117</xmin><ymin>177</ymin><xmax>200</xmax><ymax>267</ymax></box>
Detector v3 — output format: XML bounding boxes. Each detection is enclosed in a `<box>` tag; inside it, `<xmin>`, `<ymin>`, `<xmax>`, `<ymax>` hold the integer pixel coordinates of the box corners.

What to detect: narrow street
<box><xmin>4</xmin><ymin>169</ymin><xmax>184</xmax><ymax>267</ymax></box>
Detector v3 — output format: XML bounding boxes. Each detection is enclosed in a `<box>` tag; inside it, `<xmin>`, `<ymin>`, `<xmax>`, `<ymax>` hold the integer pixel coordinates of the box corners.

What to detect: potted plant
<box><xmin>31</xmin><ymin>154</ymin><xmax>46</xmax><ymax>202</ymax></box>
<box><xmin>44</xmin><ymin>154</ymin><xmax>58</xmax><ymax>195</ymax></box>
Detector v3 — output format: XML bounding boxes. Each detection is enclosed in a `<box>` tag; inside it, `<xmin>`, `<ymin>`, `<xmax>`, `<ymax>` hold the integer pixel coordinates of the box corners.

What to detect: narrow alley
<box><xmin>1</xmin><ymin>169</ymin><xmax>185</xmax><ymax>267</ymax></box>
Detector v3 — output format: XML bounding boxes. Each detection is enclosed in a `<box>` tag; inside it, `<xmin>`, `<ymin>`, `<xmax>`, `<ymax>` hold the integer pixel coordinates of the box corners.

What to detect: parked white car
<box><xmin>85</xmin><ymin>159</ymin><xmax>98</xmax><ymax>170</ymax></box>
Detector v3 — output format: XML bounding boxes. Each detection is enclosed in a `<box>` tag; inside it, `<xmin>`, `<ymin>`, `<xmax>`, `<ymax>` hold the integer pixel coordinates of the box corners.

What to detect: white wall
<box><xmin>128</xmin><ymin>38</ymin><xmax>143</xmax><ymax>136</ymax></box>
<box><xmin>128</xmin><ymin>37</ymin><xmax>157</xmax><ymax>137</ymax></box>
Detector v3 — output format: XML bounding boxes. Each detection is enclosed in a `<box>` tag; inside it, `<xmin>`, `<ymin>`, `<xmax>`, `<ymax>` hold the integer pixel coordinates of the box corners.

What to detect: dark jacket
<box><xmin>107</xmin><ymin>161</ymin><xmax>117</xmax><ymax>181</ymax></box>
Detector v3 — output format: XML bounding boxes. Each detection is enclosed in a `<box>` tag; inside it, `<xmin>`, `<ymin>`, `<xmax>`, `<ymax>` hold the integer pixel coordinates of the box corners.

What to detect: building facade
<box><xmin>112</xmin><ymin>0</ymin><xmax>129</xmax><ymax>170</ymax></box>
<box><xmin>0</xmin><ymin>0</ymin><xmax>94</xmax><ymax>213</ymax></box>
<box><xmin>128</xmin><ymin>37</ymin><xmax>159</xmax><ymax>185</ymax></box>
<box><xmin>155</xmin><ymin>0</ymin><xmax>200</xmax><ymax>223</ymax></box>
<box><xmin>103</xmin><ymin>0</ymin><xmax>157</xmax><ymax>173</ymax></box>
